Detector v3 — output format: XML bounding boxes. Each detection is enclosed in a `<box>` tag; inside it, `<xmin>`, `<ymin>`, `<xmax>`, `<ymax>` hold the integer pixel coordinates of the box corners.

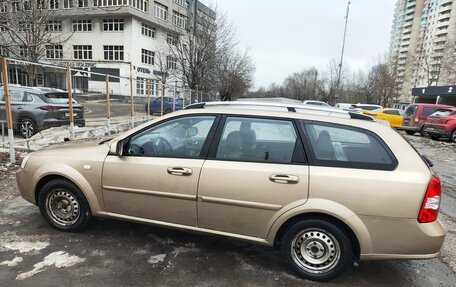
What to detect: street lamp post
<box><xmin>335</xmin><ymin>1</ymin><xmax>351</xmax><ymax>104</ymax></box>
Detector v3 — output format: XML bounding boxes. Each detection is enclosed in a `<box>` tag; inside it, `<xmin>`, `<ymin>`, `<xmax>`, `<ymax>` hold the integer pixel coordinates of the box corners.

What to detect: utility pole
<box><xmin>335</xmin><ymin>1</ymin><xmax>351</xmax><ymax>104</ymax></box>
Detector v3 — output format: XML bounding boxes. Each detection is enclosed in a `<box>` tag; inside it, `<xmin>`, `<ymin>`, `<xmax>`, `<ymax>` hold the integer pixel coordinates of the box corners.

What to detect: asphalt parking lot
<box><xmin>1</xmin><ymin>132</ymin><xmax>456</xmax><ymax>286</ymax></box>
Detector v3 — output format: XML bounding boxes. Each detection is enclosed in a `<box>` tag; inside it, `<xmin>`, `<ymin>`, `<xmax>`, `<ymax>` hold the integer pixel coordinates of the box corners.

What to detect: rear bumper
<box><xmin>359</xmin><ymin>216</ymin><xmax>445</xmax><ymax>261</ymax></box>
<box><xmin>423</xmin><ymin>125</ymin><xmax>451</xmax><ymax>137</ymax></box>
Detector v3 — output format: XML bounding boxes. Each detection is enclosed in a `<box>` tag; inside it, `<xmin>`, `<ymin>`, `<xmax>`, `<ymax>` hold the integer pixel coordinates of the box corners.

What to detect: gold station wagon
<box><xmin>16</xmin><ymin>102</ymin><xmax>445</xmax><ymax>281</ymax></box>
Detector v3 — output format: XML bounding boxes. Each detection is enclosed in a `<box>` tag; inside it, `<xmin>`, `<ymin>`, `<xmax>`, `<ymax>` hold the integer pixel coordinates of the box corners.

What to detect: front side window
<box><xmin>423</xmin><ymin>107</ymin><xmax>438</xmax><ymax>117</ymax></box>
<box><xmin>126</xmin><ymin>116</ymin><xmax>216</xmax><ymax>158</ymax></box>
<box><xmin>302</xmin><ymin>122</ymin><xmax>397</xmax><ymax>170</ymax></box>
<box><xmin>216</xmin><ymin>117</ymin><xmax>298</xmax><ymax>164</ymax></box>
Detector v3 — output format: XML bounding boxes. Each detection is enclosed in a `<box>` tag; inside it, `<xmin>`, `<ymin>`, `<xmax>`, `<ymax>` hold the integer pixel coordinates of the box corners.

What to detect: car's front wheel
<box><xmin>19</xmin><ymin>117</ymin><xmax>36</xmax><ymax>139</ymax></box>
<box><xmin>282</xmin><ymin>218</ymin><xmax>353</xmax><ymax>281</ymax></box>
<box><xmin>38</xmin><ymin>179</ymin><xmax>91</xmax><ymax>231</ymax></box>
<box><xmin>450</xmin><ymin>129</ymin><xmax>456</xmax><ymax>143</ymax></box>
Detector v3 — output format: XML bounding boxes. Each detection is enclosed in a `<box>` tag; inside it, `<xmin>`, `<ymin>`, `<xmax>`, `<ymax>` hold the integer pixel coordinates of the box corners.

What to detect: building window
<box><xmin>0</xmin><ymin>1</ymin><xmax>7</xmax><ymax>13</ymax></box>
<box><xmin>49</xmin><ymin>0</ymin><xmax>59</xmax><ymax>9</ymax></box>
<box><xmin>154</xmin><ymin>2</ymin><xmax>168</xmax><ymax>20</ymax></box>
<box><xmin>173</xmin><ymin>11</ymin><xmax>187</xmax><ymax>28</ymax></box>
<box><xmin>94</xmin><ymin>0</ymin><xmax>128</xmax><ymax>6</ymax></box>
<box><xmin>23</xmin><ymin>0</ymin><xmax>32</xmax><ymax>10</ymax></box>
<box><xmin>78</xmin><ymin>0</ymin><xmax>88</xmax><ymax>7</ymax></box>
<box><xmin>166</xmin><ymin>56</ymin><xmax>177</xmax><ymax>70</ymax></box>
<box><xmin>0</xmin><ymin>21</ymin><xmax>6</xmax><ymax>32</ymax></box>
<box><xmin>11</xmin><ymin>1</ymin><xmax>19</xmax><ymax>11</ymax></box>
<box><xmin>45</xmin><ymin>21</ymin><xmax>62</xmax><ymax>32</ymax></box>
<box><xmin>73</xmin><ymin>45</ymin><xmax>92</xmax><ymax>60</ymax></box>
<box><xmin>36</xmin><ymin>0</ymin><xmax>45</xmax><ymax>9</ymax></box>
<box><xmin>104</xmin><ymin>45</ymin><xmax>124</xmax><ymax>61</ymax></box>
<box><xmin>63</xmin><ymin>0</ymin><xmax>74</xmax><ymax>8</ymax></box>
<box><xmin>46</xmin><ymin>45</ymin><xmax>63</xmax><ymax>59</ymax></box>
<box><xmin>19</xmin><ymin>46</ymin><xmax>27</xmax><ymax>57</ymax></box>
<box><xmin>173</xmin><ymin>0</ymin><xmax>187</xmax><ymax>8</ymax></box>
<box><xmin>166</xmin><ymin>33</ymin><xmax>178</xmax><ymax>46</ymax></box>
<box><xmin>141</xmin><ymin>23</ymin><xmax>155</xmax><ymax>38</ymax></box>
<box><xmin>141</xmin><ymin>48</ymin><xmax>154</xmax><ymax>65</ymax></box>
<box><xmin>73</xmin><ymin>20</ymin><xmax>92</xmax><ymax>32</ymax></box>
<box><xmin>131</xmin><ymin>0</ymin><xmax>148</xmax><ymax>12</ymax></box>
<box><xmin>0</xmin><ymin>45</ymin><xmax>8</xmax><ymax>56</ymax></box>
<box><xmin>19</xmin><ymin>21</ymin><xmax>31</xmax><ymax>32</ymax></box>
<box><xmin>103</xmin><ymin>19</ymin><xmax>124</xmax><ymax>31</ymax></box>
<box><xmin>137</xmin><ymin>77</ymin><xmax>147</xmax><ymax>95</ymax></box>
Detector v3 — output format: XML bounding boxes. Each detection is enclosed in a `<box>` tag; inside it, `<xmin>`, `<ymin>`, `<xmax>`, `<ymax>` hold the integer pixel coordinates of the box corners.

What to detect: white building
<box><xmin>389</xmin><ymin>0</ymin><xmax>456</xmax><ymax>102</ymax></box>
<box><xmin>0</xmin><ymin>0</ymin><xmax>216</xmax><ymax>99</ymax></box>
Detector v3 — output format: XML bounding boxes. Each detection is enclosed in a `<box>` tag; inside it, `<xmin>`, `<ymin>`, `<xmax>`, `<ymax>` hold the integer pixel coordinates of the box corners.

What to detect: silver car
<box><xmin>0</xmin><ymin>86</ymin><xmax>85</xmax><ymax>138</ymax></box>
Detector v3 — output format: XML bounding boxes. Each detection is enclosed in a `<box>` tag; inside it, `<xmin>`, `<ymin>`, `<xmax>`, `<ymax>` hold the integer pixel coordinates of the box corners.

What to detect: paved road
<box><xmin>0</xmin><ymin>132</ymin><xmax>455</xmax><ymax>286</ymax></box>
<box><xmin>84</xmin><ymin>101</ymin><xmax>147</xmax><ymax>119</ymax></box>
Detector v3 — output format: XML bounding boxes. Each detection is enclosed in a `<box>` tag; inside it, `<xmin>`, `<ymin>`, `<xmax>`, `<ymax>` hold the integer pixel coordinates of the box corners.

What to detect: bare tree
<box><xmin>0</xmin><ymin>0</ymin><xmax>74</xmax><ymax>85</ymax></box>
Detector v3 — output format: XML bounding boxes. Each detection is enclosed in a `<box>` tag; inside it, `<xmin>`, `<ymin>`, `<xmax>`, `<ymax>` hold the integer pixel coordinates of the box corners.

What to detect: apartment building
<box><xmin>0</xmin><ymin>0</ymin><xmax>215</xmax><ymax>98</ymax></box>
<box><xmin>389</xmin><ymin>0</ymin><xmax>456</xmax><ymax>102</ymax></box>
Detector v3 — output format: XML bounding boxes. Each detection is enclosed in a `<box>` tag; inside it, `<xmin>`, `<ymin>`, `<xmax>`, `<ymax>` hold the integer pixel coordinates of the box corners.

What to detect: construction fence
<box><xmin>0</xmin><ymin>57</ymin><xmax>220</xmax><ymax>164</ymax></box>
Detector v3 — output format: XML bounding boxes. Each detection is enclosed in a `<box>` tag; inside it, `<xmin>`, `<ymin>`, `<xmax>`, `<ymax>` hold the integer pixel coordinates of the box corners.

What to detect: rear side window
<box><xmin>384</xmin><ymin>110</ymin><xmax>400</xmax><ymax>116</ymax></box>
<box><xmin>405</xmin><ymin>106</ymin><xmax>417</xmax><ymax>116</ymax></box>
<box><xmin>301</xmin><ymin>122</ymin><xmax>397</xmax><ymax>170</ymax></box>
<box><xmin>43</xmin><ymin>93</ymin><xmax>78</xmax><ymax>104</ymax></box>
<box><xmin>430</xmin><ymin>109</ymin><xmax>453</xmax><ymax>117</ymax></box>
<box><xmin>423</xmin><ymin>107</ymin><xmax>438</xmax><ymax>117</ymax></box>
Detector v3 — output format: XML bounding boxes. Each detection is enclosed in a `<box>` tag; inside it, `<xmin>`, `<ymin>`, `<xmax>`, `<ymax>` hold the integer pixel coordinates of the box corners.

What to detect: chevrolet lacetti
<box><xmin>16</xmin><ymin>102</ymin><xmax>445</xmax><ymax>281</ymax></box>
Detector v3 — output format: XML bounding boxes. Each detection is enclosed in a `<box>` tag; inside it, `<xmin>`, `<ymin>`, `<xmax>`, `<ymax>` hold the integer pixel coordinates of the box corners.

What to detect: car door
<box><xmin>197</xmin><ymin>116</ymin><xmax>309</xmax><ymax>238</ymax></box>
<box><xmin>102</xmin><ymin>115</ymin><xmax>219</xmax><ymax>226</ymax></box>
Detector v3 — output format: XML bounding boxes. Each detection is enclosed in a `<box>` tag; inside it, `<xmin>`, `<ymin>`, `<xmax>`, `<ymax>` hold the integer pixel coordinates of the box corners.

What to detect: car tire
<box><xmin>281</xmin><ymin>218</ymin><xmax>353</xmax><ymax>281</ymax></box>
<box><xmin>405</xmin><ymin>130</ymin><xmax>415</xmax><ymax>135</ymax></box>
<box><xmin>430</xmin><ymin>135</ymin><xmax>440</xmax><ymax>140</ymax></box>
<box><xmin>420</xmin><ymin>127</ymin><xmax>428</xmax><ymax>137</ymax></box>
<box><xmin>450</xmin><ymin>129</ymin><xmax>456</xmax><ymax>143</ymax></box>
<box><xmin>38</xmin><ymin>179</ymin><xmax>91</xmax><ymax>231</ymax></box>
<box><xmin>18</xmin><ymin>117</ymin><xmax>37</xmax><ymax>139</ymax></box>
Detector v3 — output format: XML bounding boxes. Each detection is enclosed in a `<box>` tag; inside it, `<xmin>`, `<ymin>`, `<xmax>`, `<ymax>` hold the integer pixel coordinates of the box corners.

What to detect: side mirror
<box><xmin>116</xmin><ymin>140</ymin><xmax>124</xmax><ymax>157</ymax></box>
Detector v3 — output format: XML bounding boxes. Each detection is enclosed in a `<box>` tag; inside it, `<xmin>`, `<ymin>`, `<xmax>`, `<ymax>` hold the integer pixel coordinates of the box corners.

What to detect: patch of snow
<box><xmin>0</xmin><ymin>232</ymin><xmax>50</xmax><ymax>254</ymax></box>
<box><xmin>0</xmin><ymin>256</ymin><xmax>23</xmax><ymax>267</ymax></box>
<box><xmin>90</xmin><ymin>250</ymin><xmax>106</xmax><ymax>257</ymax></box>
<box><xmin>147</xmin><ymin>254</ymin><xmax>166</xmax><ymax>264</ymax></box>
<box><xmin>15</xmin><ymin>251</ymin><xmax>85</xmax><ymax>281</ymax></box>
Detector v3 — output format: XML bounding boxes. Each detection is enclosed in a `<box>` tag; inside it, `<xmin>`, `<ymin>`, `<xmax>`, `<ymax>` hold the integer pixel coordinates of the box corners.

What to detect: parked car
<box><xmin>401</xmin><ymin>103</ymin><xmax>454</xmax><ymax>136</ymax></box>
<box><xmin>364</xmin><ymin>108</ymin><xmax>404</xmax><ymax>128</ymax></box>
<box><xmin>423</xmin><ymin>107</ymin><xmax>456</xmax><ymax>141</ymax></box>
<box><xmin>0</xmin><ymin>86</ymin><xmax>85</xmax><ymax>138</ymax></box>
<box><xmin>335</xmin><ymin>103</ymin><xmax>353</xmax><ymax>110</ymax></box>
<box><xmin>145</xmin><ymin>97</ymin><xmax>183</xmax><ymax>115</ymax></box>
<box><xmin>16</xmin><ymin>101</ymin><xmax>445</xmax><ymax>281</ymax></box>
<box><xmin>302</xmin><ymin>100</ymin><xmax>331</xmax><ymax>107</ymax></box>
<box><xmin>349</xmin><ymin>104</ymin><xmax>383</xmax><ymax>112</ymax></box>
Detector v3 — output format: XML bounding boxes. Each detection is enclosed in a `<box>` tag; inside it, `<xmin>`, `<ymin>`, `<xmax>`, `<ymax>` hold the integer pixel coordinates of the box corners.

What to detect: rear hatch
<box><xmin>426</xmin><ymin>109</ymin><xmax>456</xmax><ymax>125</ymax></box>
<box><xmin>39</xmin><ymin>93</ymin><xmax>84</xmax><ymax>119</ymax></box>
<box><xmin>402</xmin><ymin>105</ymin><xmax>417</xmax><ymax>126</ymax></box>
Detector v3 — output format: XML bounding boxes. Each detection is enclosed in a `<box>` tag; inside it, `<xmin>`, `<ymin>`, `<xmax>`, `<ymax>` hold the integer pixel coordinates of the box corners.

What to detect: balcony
<box><xmin>438</xmin><ymin>13</ymin><xmax>451</xmax><ymax>22</ymax></box>
<box><xmin>436</xmin><ymin>29</ymin><xmax>448</xmax><ymax>36</ymax></box>
<box><xmin>406</xmin><ymin>0</ymin><xmax>416</xmax><ymax>9</ymax></box>
<box><xmin>437</xmin><ymin>21</ymin><xmax>450</xmax><ymax>29</ymax></box>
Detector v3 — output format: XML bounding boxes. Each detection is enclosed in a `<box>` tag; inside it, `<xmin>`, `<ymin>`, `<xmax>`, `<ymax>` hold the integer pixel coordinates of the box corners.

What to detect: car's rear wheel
<box><xmin>405</xmin><ymin>130</ymin><xmax>415</xmax><ymax>135</ymax></box>
<box><xmin>38</xmin><ymin>179</ymin><xmax>91</xmax><ymax>231</ymax></box>
<box><xmin>282</xmin><ymin>219</ymin><xmax>353</xmax><ymax>281</ymax></box>
<box><xmin>19</xmin><ymin>117</ymin><xmax>36</xmax><ymax>139</ymax></box>
<box><xmin>420</xmin><ymin>127</ymin><xmax>428</xmax><ymax>137</ymax></box>
<box><xmin>450</xmin><ymin>129</ymin><xmax>456</xmax><ymax>143</ymax></box>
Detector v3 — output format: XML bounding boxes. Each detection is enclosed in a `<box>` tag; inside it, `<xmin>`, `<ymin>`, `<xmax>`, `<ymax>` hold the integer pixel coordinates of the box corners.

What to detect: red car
<box><xmin>423</xmin><ymin>107</ymin><xmax>456</xmax><ymax>142</ymax></box>
<box><xmin>401</xmin><ymin>103</ymin><xmax>454</xmax><ymax>136</ymax></box>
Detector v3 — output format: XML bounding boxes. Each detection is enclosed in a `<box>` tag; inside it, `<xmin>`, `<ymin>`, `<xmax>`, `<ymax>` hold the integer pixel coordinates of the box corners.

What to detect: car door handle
<box><xmin>269</xmin><ymin>174</ymin><xmax>299</xmax><ymax>184</ymax></box>
<box><xmin>167</xmin><ymin>167</ymin><xmax>193</xmax><ymax>176</ymax></box>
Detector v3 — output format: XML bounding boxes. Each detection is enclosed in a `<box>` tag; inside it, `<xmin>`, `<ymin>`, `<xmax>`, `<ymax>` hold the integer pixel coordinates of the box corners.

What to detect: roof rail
<box><xmin>184</xmin><ymin>101</ymin><xmax>374</xmax><ymax>121</ymax></box>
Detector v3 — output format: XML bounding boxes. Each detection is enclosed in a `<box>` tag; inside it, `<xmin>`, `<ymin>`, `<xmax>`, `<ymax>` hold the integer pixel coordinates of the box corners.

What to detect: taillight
<box><xmin>414</xmin><ymin>116</ymin><xmax>419</xmax><ymax>123</ymax></box>
<box><xmin>418</xmin><ymin>175</ymin><xmax>441</xmax><ymax>223</ymax></box>
<box><xmin>39</xmin><ymin>106</ymin><xmax>65</xmax><ymax>111</ymax></box>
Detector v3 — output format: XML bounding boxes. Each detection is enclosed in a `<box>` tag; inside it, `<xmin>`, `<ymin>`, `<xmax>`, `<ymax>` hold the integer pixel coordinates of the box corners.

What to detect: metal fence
<box><xmin>0</xmin><ymin>57</ymin><xmax>219</xmax><ymax>163</ymax></box>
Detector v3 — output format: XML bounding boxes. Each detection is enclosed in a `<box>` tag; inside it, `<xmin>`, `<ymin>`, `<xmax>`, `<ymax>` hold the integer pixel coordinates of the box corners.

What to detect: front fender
<box><xmin>33</xmin><ymin>163</ymin><xmax>104</xmax><ymax>214</ymax></box>
<box><xmin>266</xmin><ymin>198</ymin><xmax>373</xmax><ymax>254</ymax></box>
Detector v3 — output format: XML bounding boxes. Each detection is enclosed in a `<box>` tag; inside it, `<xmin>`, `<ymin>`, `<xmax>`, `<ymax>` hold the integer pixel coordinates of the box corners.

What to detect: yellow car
<box><xmin>365</xmin><ymin>108</ymin><xmax>404</xmax><ymax>128</ymax></box>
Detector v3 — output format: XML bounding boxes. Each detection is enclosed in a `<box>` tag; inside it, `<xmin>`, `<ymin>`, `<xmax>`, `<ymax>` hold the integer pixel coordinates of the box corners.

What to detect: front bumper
<box><xmin>16</xmin><ymin>168</ymin><xmax>37</xmax><ymax>205</ymax></box>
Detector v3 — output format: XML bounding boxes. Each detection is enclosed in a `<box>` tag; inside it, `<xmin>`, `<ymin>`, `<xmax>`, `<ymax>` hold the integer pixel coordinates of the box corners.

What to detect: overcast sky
<box><xmin>206</xmin><ymin>0</ymin><xmax>396</xmax><ymax>89</ymax></box>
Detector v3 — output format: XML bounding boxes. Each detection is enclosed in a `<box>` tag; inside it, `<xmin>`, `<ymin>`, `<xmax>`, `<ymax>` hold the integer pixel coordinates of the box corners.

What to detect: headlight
<box><xmin>21</xmin><ymin>155</ymin><xmax>30</xmax><ymax>169</ymax></box>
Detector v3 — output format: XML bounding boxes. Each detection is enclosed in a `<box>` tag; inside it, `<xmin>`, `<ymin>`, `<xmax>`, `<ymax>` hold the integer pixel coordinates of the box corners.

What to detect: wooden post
<box><xmin>147</xmin><ymin>79</ymin><xmax>151</xmax><ymax>120</ymax></box>
<box><xmin>129</xmin><ymin>63</ymin><xmax>134</xmax><ymax>128</ymax></box>
<box><xmin>1</xmin><ymin>57</ymin><xmax>15</xmax><ymax>164</ymax></box>
<box><xmin>66</xmin><ymin>67</ymin><xmax>74</xmax><ymax>140</ymax></box>
<box><xmin>105</xmin><ymin>74</ymin><xmax>111</xmax><ymax>135</ymax></box>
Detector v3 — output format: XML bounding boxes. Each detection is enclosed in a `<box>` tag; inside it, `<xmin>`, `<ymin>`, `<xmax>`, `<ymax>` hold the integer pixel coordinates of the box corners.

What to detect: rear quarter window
<box><xmin>404</xmin><ymin>105</ymin><xmax>417</xmax><ymax>116</ymax></box>
<box><xmin>301</xmin><ymin>121</ymin><xmax>398</xmax><ymax>170</ymax></box>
